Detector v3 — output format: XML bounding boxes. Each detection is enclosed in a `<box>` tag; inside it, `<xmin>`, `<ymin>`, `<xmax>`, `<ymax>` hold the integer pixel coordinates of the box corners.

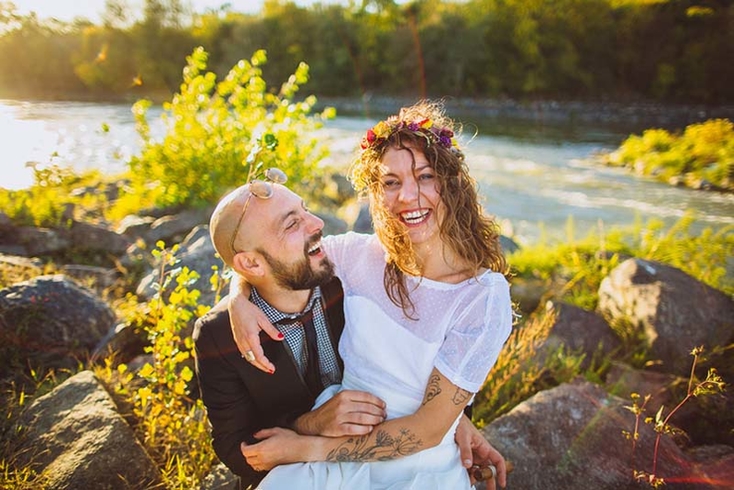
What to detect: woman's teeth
<box><xmin>401</xmin><ymin>210</ymin><xmax>429</xmax><ymax>225</ymax></box>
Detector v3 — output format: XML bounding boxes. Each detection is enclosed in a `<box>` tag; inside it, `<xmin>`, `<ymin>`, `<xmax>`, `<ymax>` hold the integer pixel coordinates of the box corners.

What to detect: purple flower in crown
<box><xmin>407</xmin><ymin>122</ymin><xmax>420</xmax><ymax>131</ymax></box>
<box><xmin>436</xmin><ymin>129</ymin><xmax>453</xmax><ymax>148</ymax></box>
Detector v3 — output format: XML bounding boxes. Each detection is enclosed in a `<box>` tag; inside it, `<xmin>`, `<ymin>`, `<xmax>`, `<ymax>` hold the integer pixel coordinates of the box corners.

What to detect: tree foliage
<box><xmin>0</xmin><ymin>0</ymin><xmax>732</xmax><ymax>102</ymax></box>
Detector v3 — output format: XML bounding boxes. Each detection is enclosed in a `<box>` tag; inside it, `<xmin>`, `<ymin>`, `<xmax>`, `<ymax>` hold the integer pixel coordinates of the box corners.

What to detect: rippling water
<box><xmin>2</xmin><ymin>99</ymin><xmax>732</xmax><ymax>244</ymax></box>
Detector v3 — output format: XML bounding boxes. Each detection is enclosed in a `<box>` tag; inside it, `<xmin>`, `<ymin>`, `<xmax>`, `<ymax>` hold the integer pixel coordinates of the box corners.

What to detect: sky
<box><xmin>9</xmin><ymin>1</ymin><xmax>344</xmax><ymax>23</ymax></box>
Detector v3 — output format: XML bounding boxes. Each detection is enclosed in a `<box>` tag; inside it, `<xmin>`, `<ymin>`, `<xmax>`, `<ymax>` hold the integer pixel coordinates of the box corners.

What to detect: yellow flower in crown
<box><xmin>373</xmin><ymin>121</ymin><xmax>392</xmax><ymax>139</ymax></box>
<box><xmin>360</xmin><ymin>115</ymin><xmax>461</xmax><ymax>153</ymax></box>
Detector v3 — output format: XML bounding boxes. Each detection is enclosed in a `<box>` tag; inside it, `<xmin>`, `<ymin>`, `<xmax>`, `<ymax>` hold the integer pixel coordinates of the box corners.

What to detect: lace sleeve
<box><xmin>434</xmin><ymin>273</ymin><xmax>513</xmax><ymax>393</ymax></box>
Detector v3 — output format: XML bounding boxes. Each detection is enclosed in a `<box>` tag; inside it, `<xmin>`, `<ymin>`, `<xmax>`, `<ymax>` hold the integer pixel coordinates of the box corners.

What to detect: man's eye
<box><xmin>285</xmin><ymin>220</ymin><xmax>299</xmax><ymax>230</ymax></box>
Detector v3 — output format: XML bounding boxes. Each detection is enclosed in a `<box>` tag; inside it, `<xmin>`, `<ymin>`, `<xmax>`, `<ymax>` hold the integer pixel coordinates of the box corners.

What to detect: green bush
<box><xmin>0</xmin><ymin>164</ymin><xmax>106</xmax><ymax>227</ymax></box>
<box><xmin>603</xmin><ymin>119</ymin><xmax>734</xmax><ymax>191</ymax></box>
<box><xmin>111</xmin><ymin>47</ymin><xmax>335</xmax><ymax>218</ymax></box>
<box><xmin>101</xmin><ymin>242</ymin><xmax>219</xmax><ymax>488</ymax></box>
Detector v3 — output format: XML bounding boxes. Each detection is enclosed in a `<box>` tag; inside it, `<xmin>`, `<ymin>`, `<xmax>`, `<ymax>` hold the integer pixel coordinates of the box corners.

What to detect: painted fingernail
<box><xmin>277</xmin><ymin>332</ymin><xmax>284</xmax><ymax>339</ymax></box>
<box><xmin>268</xmin><ymin>368</ymin><xmax>275</xmax><ymax>374</ymax></box>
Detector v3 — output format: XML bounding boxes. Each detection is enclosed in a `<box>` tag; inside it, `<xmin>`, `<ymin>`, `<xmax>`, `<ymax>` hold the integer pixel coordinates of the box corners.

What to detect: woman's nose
<box><xmin>398</xmin><ymin>179</ymin><xmax>419</xmax><ymax>203</ymax></box>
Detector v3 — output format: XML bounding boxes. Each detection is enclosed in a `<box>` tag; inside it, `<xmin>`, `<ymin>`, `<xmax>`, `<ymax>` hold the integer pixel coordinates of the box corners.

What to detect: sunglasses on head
<box><xmin>229</xmin><ymin>167</ymin><xmax>288</xmax><ymax>255</ymax></box>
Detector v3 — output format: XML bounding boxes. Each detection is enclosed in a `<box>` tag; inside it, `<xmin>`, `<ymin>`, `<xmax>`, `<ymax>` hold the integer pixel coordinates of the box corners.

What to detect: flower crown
<box><xmin>360</xmin><ymin>117</ymin><xmax>459</xmax><ymax>152</ymax></box>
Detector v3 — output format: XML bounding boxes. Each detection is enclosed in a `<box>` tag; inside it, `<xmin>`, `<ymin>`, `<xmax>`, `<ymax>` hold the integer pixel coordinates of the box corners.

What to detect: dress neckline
<box><xmin>406</xmin><ymin>268</ymin><xmax>492</xmax><ymax>290</ymax></box>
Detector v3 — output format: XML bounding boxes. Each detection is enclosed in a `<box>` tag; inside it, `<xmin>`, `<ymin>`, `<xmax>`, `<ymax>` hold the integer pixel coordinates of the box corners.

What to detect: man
<box><xmin>194</xmin><ymin>179</ymin><xmax>505</xmax><ymax>489</ymax></box>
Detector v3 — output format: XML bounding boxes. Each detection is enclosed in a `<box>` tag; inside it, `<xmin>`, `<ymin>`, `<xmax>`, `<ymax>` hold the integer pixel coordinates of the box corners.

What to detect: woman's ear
<box><xmin>232</xmin><ymin>251</ymin><xmax>264</xmax><ymax>278</ymax></box>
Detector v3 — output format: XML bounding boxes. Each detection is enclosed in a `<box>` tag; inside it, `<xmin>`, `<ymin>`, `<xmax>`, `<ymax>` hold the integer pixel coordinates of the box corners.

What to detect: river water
<box><xmin>1</xmin><ymin>99</ymin><xmax>732</xmax><ymax>245</ymax></box>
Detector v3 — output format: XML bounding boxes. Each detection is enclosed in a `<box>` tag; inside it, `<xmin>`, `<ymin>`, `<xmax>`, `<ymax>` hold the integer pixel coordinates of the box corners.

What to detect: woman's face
<box><xmin>378</xmin><ymin>145</ymin><xmax>444</xmax><ymax>248</ymax></box>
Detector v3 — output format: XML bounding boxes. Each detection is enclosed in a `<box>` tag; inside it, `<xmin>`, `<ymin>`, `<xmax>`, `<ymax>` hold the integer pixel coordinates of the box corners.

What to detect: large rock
<box><xmin>68</xmin><ymin>221</ymin><xmax>130</xmax><ymax>255</ymax></box>
<box><xmin>13</xmin><ymin>370</ymin><xmax>160</xmax><ymax>489</ymax></box>
<box><xmin>539</xmin><ymin>301</ymin><xmax>622</xmax><ymax>370</ymax></box>
<box><xmin>482</xmin><ymin>379</ymin><xmax>707</xmax><ymax>489</ymax></box>
<box><xmin>200</xmin><ymin>462</ymin><xmax>238</xmax><ymax>490</ymax></box>
<box><xmin>598</xmin><ymin>258</ymin><xmax>734</xmax><ymax>374</ymax></box>
<box><xmin>144</xmin><ymin>207</ymin><xmax>212</xmax><ymax>246</ymax></box>
<box><xmin>0</xmin><ymin>275</ymin><xmax>116</xmax><ymax>374</ymax></box>
<box><xmin>115</xmin><ymin>214</ymin><xmax>156</xmax><ymax>240</ymax></box>
<box><xmin>136</xmin><ymin>225</ymin><xmax>220</xmax><ymax>307</ymax></box>
<box><xmin>14</xmin><ymin>226</ymin><xmax>71</xmax><ymax>256</ymax></box>
<box><xmin>1</xmin><ymin>220</ymin><xmax>130</xmax><ymax>258</ymax></box>
<box><xmin>510</xmin><ymin>276</ymin><xmax>547</xmax><ymax>314</ymax></box>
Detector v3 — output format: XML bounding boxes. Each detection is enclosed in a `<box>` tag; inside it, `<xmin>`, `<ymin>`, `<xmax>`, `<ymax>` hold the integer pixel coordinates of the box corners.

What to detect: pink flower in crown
<box><xmin>361</xmin><ymin>129</ymin><xmax>376</xmax><ymax>149</ymax></box>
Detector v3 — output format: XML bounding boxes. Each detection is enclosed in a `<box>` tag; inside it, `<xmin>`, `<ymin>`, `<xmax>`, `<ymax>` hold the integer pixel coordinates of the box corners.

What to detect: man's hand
<box><xmin>293</xmin><ymin>390</ymin><xmax>387</xmax><ymax>436</ymax></box>
<box><xmin>241</xmin><ymin>427</ymin><xmax>315</xmax><ymax>471</ymax></box>
<box><xmin>455</xmin><ymin>415</ymin><xmax>507</xmax><ymax>489</ymax></box>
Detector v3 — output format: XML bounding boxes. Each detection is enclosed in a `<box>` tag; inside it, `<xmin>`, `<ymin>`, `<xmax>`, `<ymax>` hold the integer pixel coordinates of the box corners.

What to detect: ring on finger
<box><xmin>243</xmin><ymin>350</ymin><xmax>256</xmax><ymax>362</ymax></box>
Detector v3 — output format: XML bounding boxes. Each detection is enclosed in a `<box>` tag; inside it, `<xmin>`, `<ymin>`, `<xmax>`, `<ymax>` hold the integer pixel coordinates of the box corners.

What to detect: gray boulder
<box><xmin>13</xmin><ymin>370</ymin><xmax>160</xmax><ymax>489</ymax></box>
<box><xmin>538</xmin><ymin>301</ymin><xmax>622</xmax><ymax>370</ymax></box>
<box><xmin>136</xmin><ymin>225</ymin><xmax>220</xmax><ymax>307</ymax></box>
<box><xmin>352</xmin><ymin>201</ymin><xmax>373</xmax><ymax>233</ymax></box>
<box><xmin>144</xmin><ymin>207</ymin><xmax>213</xmax><ymax>246</ymax></box>
<box><xmin>15</xmin><ymin>226</ymin><xmax>71</xmax><ymax>256</ymax></box>
<box><xmin>0</xmin><ymin>275</ymin><xmax>116</xmax><ymax>373</ymax></box>
<box><xmin>68</xmin><ymin>220</ymin><xmax>130</xmax><ymax>255</ymax></box>
<box><xmin>1</xmin><ymin>220</ymin><xmax>130</xmax><ymax>258</ymax></box>
<box><xmin>598</xmin><ymin>258</ymin><xmax>734</xmax><ymax>375</ymax></box>
<box><xmin>115</xmin><ymin>214</ymin><xmax>156</xmax><ymax>240</ymax></box>
<box><xmin>483</xmin><ymin>380</ymin><xmax>696</xmax><ymax>489</ymax></box>
<box><xmin>199</xmin><ymin>462</ymin><xmax>238</xmax><ymax>490</ymax></box>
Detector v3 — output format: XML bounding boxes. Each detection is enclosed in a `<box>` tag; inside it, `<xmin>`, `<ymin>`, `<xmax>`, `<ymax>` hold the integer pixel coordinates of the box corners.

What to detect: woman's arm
<box><xmin>241</xmin><ymin>367</ymin><xmax>471</xmax><ymax>469</ymax></box>
<box><xmin>228</xmin><ymin>275</ymin><xmax>281</xmax><ymax>373</ymax></box>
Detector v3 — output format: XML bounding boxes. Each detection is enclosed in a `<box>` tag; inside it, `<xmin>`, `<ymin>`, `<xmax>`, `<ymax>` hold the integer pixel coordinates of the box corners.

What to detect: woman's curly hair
<box><xmin>349</xmin><ymin>100</ymin><xmax>508</xmax><ymax>318</ymax></box>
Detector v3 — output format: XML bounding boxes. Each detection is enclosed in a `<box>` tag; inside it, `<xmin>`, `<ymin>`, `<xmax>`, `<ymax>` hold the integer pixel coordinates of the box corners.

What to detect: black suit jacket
<box><xmin>193</xmin><ymin>277</ymin><xmax>345</xmax><ymax>489</ymax></box>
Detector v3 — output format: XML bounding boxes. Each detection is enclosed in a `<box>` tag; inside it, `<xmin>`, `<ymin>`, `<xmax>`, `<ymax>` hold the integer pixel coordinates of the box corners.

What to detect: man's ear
<box><xmin>232</xmin><ymin>251</ymin><xmax>265</xmax><ymax>277</ymax></box>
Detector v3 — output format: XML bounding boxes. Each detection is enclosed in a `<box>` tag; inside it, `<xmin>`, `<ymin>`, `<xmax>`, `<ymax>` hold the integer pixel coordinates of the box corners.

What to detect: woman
<box><xmin>231</xmin><ymin>100</ymin><xmax>512</xmax><ymax>489</ymax></box>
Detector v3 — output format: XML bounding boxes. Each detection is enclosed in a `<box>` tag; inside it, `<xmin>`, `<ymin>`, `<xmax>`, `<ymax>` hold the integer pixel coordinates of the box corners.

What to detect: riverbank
<box><xmin>318</xmin><ymin>95</ymin><xmax>734</xmax><ymax>134</ymax></box>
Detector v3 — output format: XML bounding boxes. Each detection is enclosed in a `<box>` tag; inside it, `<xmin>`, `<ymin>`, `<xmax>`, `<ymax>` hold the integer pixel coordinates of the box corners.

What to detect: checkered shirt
<box><xmin>250</xmin><ymin>286</ymin><xmax>341</xmax><ymax>389</ymax></box>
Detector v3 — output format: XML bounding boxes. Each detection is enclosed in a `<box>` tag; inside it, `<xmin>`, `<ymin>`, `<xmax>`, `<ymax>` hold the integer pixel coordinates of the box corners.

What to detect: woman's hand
<box><xmin>241</xmin><ymin>427</ymin><xmax>318</xmax><ymax>471</ymax></box>
<box><xmin>228</xmin><ymin>279</ymin><xmax>282</xmax><ymax>373</ymax></box>
<box><xmin>455</xmin><ymin>415</ymin><xmax>507</xmax><ymax>489</ymax></box>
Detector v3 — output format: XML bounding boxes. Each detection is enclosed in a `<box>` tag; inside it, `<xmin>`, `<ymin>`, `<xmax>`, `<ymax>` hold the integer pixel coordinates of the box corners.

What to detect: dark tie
<box><xmin>277</xmin><ymin>309</ymin><xmax>322</xmax><ymax>396</ymax></box>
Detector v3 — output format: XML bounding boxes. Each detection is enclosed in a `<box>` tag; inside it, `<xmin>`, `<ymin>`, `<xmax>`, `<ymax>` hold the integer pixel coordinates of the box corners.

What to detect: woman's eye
<box><xmin>382</xmin><ymin>179</ymin><xmax>399</xmax><ymax>188</ymax></box>
<box><xmin>418</xmin><ymin>173</ymin><xmax>435</xmax><ymax>181</ymax></box>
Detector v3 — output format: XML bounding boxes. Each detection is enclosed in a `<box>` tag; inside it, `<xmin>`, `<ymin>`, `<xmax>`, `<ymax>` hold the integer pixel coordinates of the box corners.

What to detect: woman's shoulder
<box><xmin>475</xmin><ymin>269</ymin><xmax>510</xmax><ymax>289</ymax></box>
<box><xmin>323</xmin><ymin>231</ymin><xmax>379</xmax><ymax>249</ymax></box>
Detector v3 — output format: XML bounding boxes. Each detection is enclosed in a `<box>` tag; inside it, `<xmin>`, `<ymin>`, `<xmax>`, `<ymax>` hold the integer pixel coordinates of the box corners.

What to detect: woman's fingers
<box><xmin>230</xmin><ymin>306</ymin><xmax>281</xmax><ymax>373</ymax></box>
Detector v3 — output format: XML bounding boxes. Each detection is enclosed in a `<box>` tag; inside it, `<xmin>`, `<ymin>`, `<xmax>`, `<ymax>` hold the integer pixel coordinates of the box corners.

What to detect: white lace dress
<box><xmin>256</xmin><ymin>232</ymin><xmax>513</xmax><ymax>490</ymax></box>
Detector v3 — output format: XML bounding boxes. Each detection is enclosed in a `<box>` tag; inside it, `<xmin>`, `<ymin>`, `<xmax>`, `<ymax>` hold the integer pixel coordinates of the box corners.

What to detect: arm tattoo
<box><xmin>421</xmin><ymin>374</ymin><xmax>442</xmax><ymax>406</ymax></box>
<box><xmin>452</xmin><ymin>387</ymin><xmax>472</xmax><ymax>406</ymax></box>
<box><xmin>325</xmin><ymin>429</ymin><xmax>423</xmax><ymax>462</ymax></box>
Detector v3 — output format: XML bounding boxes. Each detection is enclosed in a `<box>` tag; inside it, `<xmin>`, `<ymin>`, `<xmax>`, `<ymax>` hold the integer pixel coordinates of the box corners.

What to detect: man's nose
<box><xmin>306</xmin><ymin>212</ymin><xmax>324</xmax><ymax>233</ymax></box>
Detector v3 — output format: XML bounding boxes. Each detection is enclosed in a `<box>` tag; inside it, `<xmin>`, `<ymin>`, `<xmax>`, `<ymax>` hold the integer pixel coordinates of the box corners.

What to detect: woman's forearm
<box><xmin>306</xmin><ymin>371</ymin><xmax>469</xmax><ymax>463</ymax></box>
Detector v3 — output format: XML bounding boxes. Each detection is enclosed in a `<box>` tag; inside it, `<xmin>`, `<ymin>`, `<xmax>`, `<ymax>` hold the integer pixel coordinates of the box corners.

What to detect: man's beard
<box><xmin>257</xmin><ymin>234</ymin><xmax>335</xmax><ymax>291</ymax></box>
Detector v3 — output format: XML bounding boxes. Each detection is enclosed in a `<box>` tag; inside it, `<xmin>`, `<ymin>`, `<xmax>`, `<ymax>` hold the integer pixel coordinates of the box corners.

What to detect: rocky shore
<box><xmin>1</xmin><ymin>177</ymin><xmax>733</xmax><ymax>489</ymax></box>
<box><xmin>319</xmin><ymin>95</ymin><xmax>734</xmax><ymax>132</ymax></box>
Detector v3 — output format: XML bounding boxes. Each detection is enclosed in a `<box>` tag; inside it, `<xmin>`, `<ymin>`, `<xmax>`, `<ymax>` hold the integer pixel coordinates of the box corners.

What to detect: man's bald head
<box><xmin>210</xmin><ymin>184</ymin><xmax>252</xmax><ymax>267</ymax></box>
